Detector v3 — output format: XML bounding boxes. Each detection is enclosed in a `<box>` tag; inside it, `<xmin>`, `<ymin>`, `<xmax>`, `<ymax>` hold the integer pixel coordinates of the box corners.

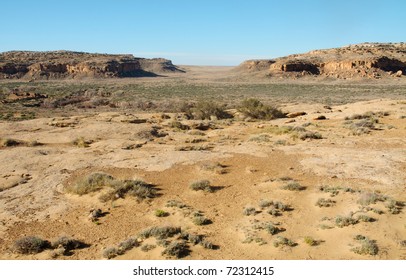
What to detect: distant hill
<box><xmin>237</xmin><ymin>43</ymin><xmax>406</xmax><ymax>79</ymax></box>
<box><xmin>0</xmin><ymin>51</ymin><xmax>183</xmax><ymax>79</ymax></box>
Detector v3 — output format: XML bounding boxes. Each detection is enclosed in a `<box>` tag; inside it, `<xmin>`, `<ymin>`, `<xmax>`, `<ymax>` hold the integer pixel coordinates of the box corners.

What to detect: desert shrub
<box><xmin>315</xmin><ymin>198</ymin><xmax>336</xmax><ymax>207</ymax></box>
<box><xmin>385</xmin><ymin>199</ymin><xmax>403</xmax><ymax>214</ymax></box>
<box><xmin>259</xmin><ymin>200</ymin><xmax>273</xmax><ymax>208</ymax></box>
<box><xmin>238</xmin><ymin>98</ymin><xmax>285</xmax><ymax>120</ymax></box>
<box><xmin>372</xmin><ymin>208</ymin><xmax>385</xmax><ymax>215</ymax></box>
<box><xmin>51</xmin><ymin>236</ymin><xmax>86</xmax><ymax>252</ymax></box>
<box><xmin>154</xmin><ymin>209</ymin><xmax>169</xmax><ymax>217</ymax></box>
<box><xmin>265</xmin><ymin>200</ymin><xmax>289</xmax><ymax>215</ymax></box>
<box><xmin>117</xmin><ymin>238</ymin><xmax>140</xmax><ymax>254</ymax></box>
<box><xmin>14</xmin><ymin>236</ymin><xmax>50</xmax><ymax>254</ymax></box>
<box><xmin>200</xmin><ymin>240</ymin><xmax>215</xmax><ymax>249</ymax></box>
<box><xmin>281</xmin><ymin>181</ymin><xmax>305</xmax><ymax>191</ymax></box>
<box><xmin>292</xmin><ymin>126</ymin><xmax>307</xmax><ymax>132</ymax></box>
<box><xmin>181</xmin><ymin>232</ymin><xmax>203</xmax><ymax>245</ymax></box>
<box><xmin>249</xmin><ymin>134</ymin><xmax>271</xmax><ymax>142</ymax></box>
<box><xmin>102</xmin><ymin>247</ymin><xmax>118</xmax><ymax>259</ymax></box>
<box><xmin>140</xmin><ymin>244</ymin><xmax>156</xmax><ymax>252</ymax></box>
<box><xmin>274</xmin><ymin>201</ymin><xmax>290</xmax><ymax>211</ymax></box>
<box><xmin>179</xmin><ymin>232</ymin><xmax>216</xmax><ymax>249</ymax></box>
<box><xmin>161</xmin><ymin>241</ymin><xmax>190</xmax><ymax>258</ymax></box>
<box><xmin>267</xmin><ymin>208</ymin><xmax>281</xmax><ymax>216</ymax></box>
<box><xmin>99</xmin><ymin>179</ymin><xmax>157</xmax><ymax>202</ymax></box>
<box><xmin>191</xmin><ymin>101</ymin><xmax>232</xmax><ymax>120</ymax></box>
<box><xmin>265</xmin><ymin>223</ymin><xmax>282</xmax><ymax>235</ymax></box>
<box><xmin>125</xmin><ymin>180</ymin><xmax>157</xmax><ymax>200</ymax></box>
<box><xmin>357</xmin><ymin>215</ymin><xmax>375</xmax><ymax>222</ymax></box>
<box><xmin>345</xmin><ymin>118</ymin><xmax>378</xmax><ymax>135</ymax></box>
<box><xmin>166</xmin><ymin>200</ymin><xmax>187</xmax><ymax>208</ymax></box>
<box><xmin>299</xmin><ymin>131</ymin><xmax>322</xmax><ymax>140</ymax></box>
<box><xmin>200</xmin><ymin>162</ymin><xmax>227</xmax><ymax>174</ymax></box>
<box><xmin>273</xmin><ymin>236</ymin><xmax>296</xmax><ymax>248</ymax></box>
<box><xmin>358</xmin><ymin>192</ymin><xmax>386</xmax><ymax>205</ymax></box>
<box><xmin>243</xmin><ymin>207</ymin><xmax>257</xmax><ymax>216</ymax></box>
<box><xmin>345</xmin><ymin>111</ymin><xmax>388</xmax><ymax>121</ymax></box>
<box><xmin>138</xmin><ymin>226</ymin><xmax>181</xmax><ymax>240</ymax></box>
<box><xmin>319</xmin><ymin>186</ymin><xmax>340</xmax><ymax>197</ymax></box>
<box><xmin>351</xmin><ymin>235</ymin><xmax>378</xmax><ymax>255</ymax></box>
<box><xmin>192</xmin><ymin>215</ymin><xmax>211</xmax><ymax>226</ymax></box>
<box><xmin>335</xmin><ymin>215</ymin><xmax>358</xmax><ymax>228</ymax></box>
<box><xmin>189</xmin><ymin>180</ymin><xmax>213</xmax><ymax>192</ymax></box>
<box><xmin>304</xmin><ymin>236</ymin><xmax>318</xmax><ymax>246</ymax></box>
<box><xmin>66</xmin><ymin>172</ymin><xmax>114</xmax><ymax>195</ymax></box>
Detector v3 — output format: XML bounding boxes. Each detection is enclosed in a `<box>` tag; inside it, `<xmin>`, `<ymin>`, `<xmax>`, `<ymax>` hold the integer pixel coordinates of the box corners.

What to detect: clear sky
<box><xmin>1</xmin><ymin>0</ymin><xmax>405</xmax><ymax>65</ymax></box>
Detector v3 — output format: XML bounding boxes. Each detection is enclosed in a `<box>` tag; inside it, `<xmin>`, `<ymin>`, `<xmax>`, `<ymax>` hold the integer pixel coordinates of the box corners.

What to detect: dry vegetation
<box><xmin>0</xmin><ymin>63</ymin><xmax>405</xmax><ymax>260</ymax></box>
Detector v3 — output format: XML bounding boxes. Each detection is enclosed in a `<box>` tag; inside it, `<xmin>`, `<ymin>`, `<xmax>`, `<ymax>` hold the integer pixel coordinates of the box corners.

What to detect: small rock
<box><xmin>395</xmin><ymin>70</ymin><xmax>402</xmax><ymax>77</ymax></box>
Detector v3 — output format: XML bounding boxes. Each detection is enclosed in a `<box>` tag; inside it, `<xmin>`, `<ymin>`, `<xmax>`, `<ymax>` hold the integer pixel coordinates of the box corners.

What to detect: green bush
<box><xmin>154</xmin><ymin>209</ymin><xmax>169</xmax><ymax>217</ymax></box>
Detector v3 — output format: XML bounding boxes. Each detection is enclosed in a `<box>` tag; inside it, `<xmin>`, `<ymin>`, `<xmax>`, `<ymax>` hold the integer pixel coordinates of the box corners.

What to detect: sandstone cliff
<box><xmin>237</xmin><ymin>43</ymin><xmax>406</xmax><ymax>79</ymax></box>
<box><xmin>0</xmin><ymin>51</ymin><xmax>183</xmax><ymax>79</ymax></box>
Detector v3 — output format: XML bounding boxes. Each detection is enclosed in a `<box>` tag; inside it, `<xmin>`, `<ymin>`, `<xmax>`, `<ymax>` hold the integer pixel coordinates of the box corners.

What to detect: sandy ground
<box><xmin>0</xmin><ymin>92</ymin><xmax>405</xmax><ymax>260</ymax></box>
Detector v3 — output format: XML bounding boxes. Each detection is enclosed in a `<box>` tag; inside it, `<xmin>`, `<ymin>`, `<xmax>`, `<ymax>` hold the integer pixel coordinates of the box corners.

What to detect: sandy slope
<box><xmin>0</xmin><ymin>98</ymin><xmax>405</xmax><ymax>260</ymax></box>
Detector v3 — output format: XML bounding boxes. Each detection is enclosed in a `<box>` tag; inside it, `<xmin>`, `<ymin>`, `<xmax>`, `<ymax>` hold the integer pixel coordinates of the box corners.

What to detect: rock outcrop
<box><xmin>0</xmin><ymin>51</ymin><xmax>183</xmax><ymax>79</ymax></box>
<box><xmin>237</xmin><ymin>43</ymin><xmax>406</xmax><ymax>79</ymax></box>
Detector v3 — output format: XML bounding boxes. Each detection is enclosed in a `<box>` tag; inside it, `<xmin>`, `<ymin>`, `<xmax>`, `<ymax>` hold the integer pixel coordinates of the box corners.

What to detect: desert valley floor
<box><xmin>0</xmin><ymin>65</ymin><xmax>405</xmax><ymax>260</ymax></box>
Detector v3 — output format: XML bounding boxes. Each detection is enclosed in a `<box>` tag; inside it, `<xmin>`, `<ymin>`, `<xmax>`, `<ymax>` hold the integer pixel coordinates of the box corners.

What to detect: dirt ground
<box><xmin>0</xmin><ymin>67</ymin><xmax>405</xmax><ymax>260</ymax></box>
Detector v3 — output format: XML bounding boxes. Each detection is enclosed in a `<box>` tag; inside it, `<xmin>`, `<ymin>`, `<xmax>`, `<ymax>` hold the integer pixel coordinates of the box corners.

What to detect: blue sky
<box><xmin>1</xmin><ymin>0</ymin><xmax>405</xmax><ymax>65</ymax></box>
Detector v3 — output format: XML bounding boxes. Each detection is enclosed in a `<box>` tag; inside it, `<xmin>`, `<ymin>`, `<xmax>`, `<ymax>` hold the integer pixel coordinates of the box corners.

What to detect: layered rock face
<box><xmin>238</xmin><ymin>43</ymin><xmax>406</xmax><ymax>79</ymax></box>
<box><xmin>0</xmin><ymin>51</ymin><xmax>182</xmax><ymax>79</ymax></box>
